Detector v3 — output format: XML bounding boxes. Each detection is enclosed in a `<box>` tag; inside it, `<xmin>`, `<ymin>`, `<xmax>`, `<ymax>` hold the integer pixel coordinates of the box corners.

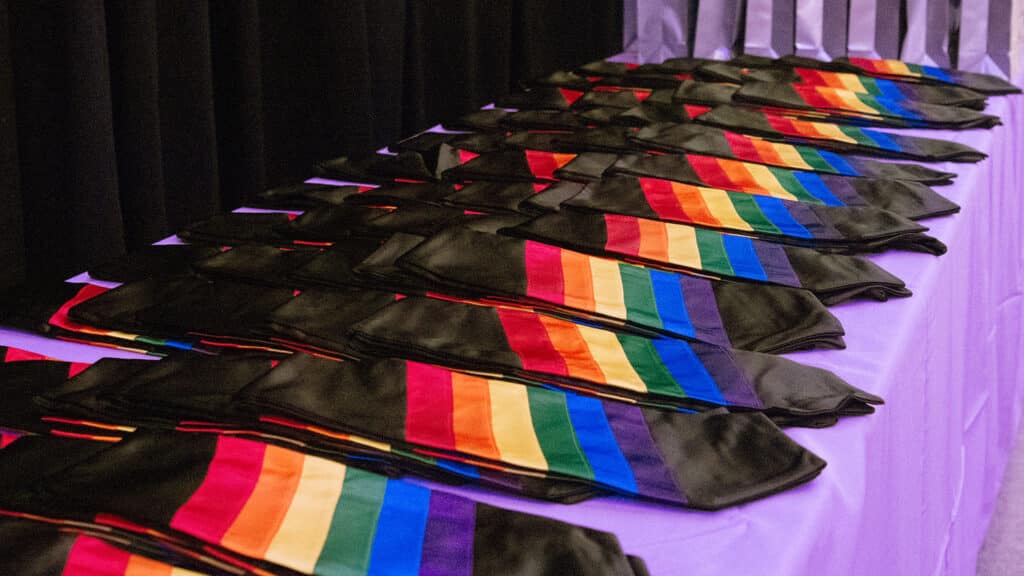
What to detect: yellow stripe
<box><xmin>826</xmin><ymin>87</ymin><xmax>879</xmax><ymax>115</ymax></box>
<box><xmin>699</xmin><ymin>189</ymin><xmax>753</xmax><ymax>231</ymax></box>
<box><xmin>741</xmin><ymin>163</ymin><xmax>799</xmax><ymax>200</ymax></box>
<box><xmin>770</xmin><ymin>143</ymin><xmax>814</xmax><ymax>171</ymax></box>
<box><xmin>264</xmin><ymin>456</ymin><xmax>347</xmax><ymax>573</ymax></box>
<box><xmin>487</xmin><ymin>380</ymin><xmax>549</xmax><ymax>470</ymax></box>
<box><xmin>587</xmin><ymin>255</ymin><xmax>629</xmax><ymax>319</ymax></box>
<box><xmin>170</xmin><ymin>569</ymin><xmax>206</xmax><ymax>576</ymax></box>
<box><xmin>883</xmin><ymin>60</ymin><xmax>917</xmax><ymax>77</ymax></box>
<box><xmin>804</xmin><ymin>120</ymin><xmax>858</xmax><ymax>144</ymax></box>
<box><xmin>663</xmin><ymin>222</ymin><xmax>702</xmax><ymax>269</ymax></box>
<box><xmin>836</xmin><ymin>72</ymin><xmax>868</xmax><ymax>94</ymax></box>
<box><xmin>574</xmin><ymin>325</ymin><xmax>648</xmax><ymax>393</ymax></box>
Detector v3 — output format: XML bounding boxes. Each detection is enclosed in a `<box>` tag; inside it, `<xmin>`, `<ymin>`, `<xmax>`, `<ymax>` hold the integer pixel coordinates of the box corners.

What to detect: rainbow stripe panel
<box><xmin>492</xmin><ymin>307</ymin><xmax>759</xmax><ymax>408</ymax></box>
<box><xmin>761</xmin><ymin>113</ymin><xmax>901</xmax><ymax>151</ymax></box>
<box><xmin>600</xmin><ymin>213</ymin><xmax>802</xmax><ymax>286</ymax></box>
<box><xmin>61</xmin><ymin>535</ymin><xmax>206</xmax><ymax>576</ymax></box>
<box><xmin>719</xmin><ymin>131</ymin><xmax>863</xmax><ymax>177</ymax></box>
<box><xmin>790</xmin><ymin>84</ymin><xmax>923</xmax><ymax>120</ymax></box>
<box><xmin>523</xmin><ymin>150</ymin><xmax>577</xmax><ymax>180</ymax></box>
<box><xmin>168</xmin><ymin>435</ymin><xmax>475</xmax><ymax>576</ymax></box>
<box><xmin>403</xmin><ymin>361</ymin><xmax>684</xmax><ymax>501</ymax></box>
<box><xmin>682</xmin><ymin>154</ymin><xmax>846</xmax><ymax>205</ymax></box>
<box><xmin>521</xmin><ymin>240</ymin><xmax>729</xmax><ymax>344</ymax></box>
<box><xmin>635</xmin><ymin>177</ymin><xmax>815</xmax><ymax>238</ymax></box>
<box><xmin>794</xmin><ymin>68</ymin><xmax>923</xmax><ymax>101</ymax></box>
<box><xmin>845</xmin><ymin>57</ymin><xmax>954</xmax><ymax>84</ymax></box>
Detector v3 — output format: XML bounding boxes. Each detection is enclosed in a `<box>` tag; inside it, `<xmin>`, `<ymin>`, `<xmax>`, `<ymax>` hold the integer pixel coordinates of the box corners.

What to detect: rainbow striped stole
<box><xmin>520</xmin><ymin>239</ymin><xmax>730</xmax><ymax>344</ymax></box>
<box><xmin>789</xmin><ymin>84</ymin><xmax>923</xmax><ymax>120</ymax></box>
<box><xmin>793</xmin><ymin>68</ymin><xmax>931</xmax><ymax>101</ymax></box>
<box><xmin>705</xmin><ymin>131</ymin><xmax>868</xmax><ymax>176</ymax></box>
<box><xmin>60</xmin><ymin>534</ymin><xmax>207</xmax><ymax>576</ymax></box>
<box><xmin>402</xmin><ymin>361</ymin><xmax>684</xmax><ymax>501</ymax></box>
<box><xmin>488</xmin><ymin>306</ymin><xmax>759</xmax><ymax>407</ymax></box>
<box><xmin>845</xmin><ymin>57</ymin><xmax>954</xmax><ymax>84</ymax></box>
<box><xmin>168</xmin><ymin>435</ymin><xmax>475</xmax><ymax>576</ymax></box>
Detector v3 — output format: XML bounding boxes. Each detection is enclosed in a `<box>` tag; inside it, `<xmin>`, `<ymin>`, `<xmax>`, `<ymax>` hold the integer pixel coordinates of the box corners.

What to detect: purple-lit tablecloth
<box><xmin>2</xmin><ymin>93</ymin><xmax>1022</xmax><ymax>576</ymax></box>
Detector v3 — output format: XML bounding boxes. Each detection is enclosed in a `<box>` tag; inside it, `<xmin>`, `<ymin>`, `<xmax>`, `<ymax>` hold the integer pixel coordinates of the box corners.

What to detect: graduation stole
<box><xmin>695</xmin><ymin>105</ymin><xmax>988</xmax><ymax>162</ymax></box>
<box><xmin>833</xmin><ymin>57</ymin><xmax>1021</xmax><ymax>96</ymax></box>
<box><xmin>503</xmin><ymin>211</ymin><xmax>911</xmax><ymax>304</ymax></box>
<box><xmin>628</xmin><ymin>124</ymin><xmax>955</xmax><ymax>184</ymax></box>
<box><xmin>441</xmin><ymin>149</ymin><xmax>618</xmax><ymax>183</ymax></box>
<box><xmin>4</xmin><ymin>431</ymin><xmax>646</xmax><ymax>576</ymax></box>
<box><xmin>732</xmin><ymin>81</ymin><xmax>1001</xmax><ymax>129</ymax></box>
<box><xmin>560</xmin><ymin>176</ymin><xmax>944</xmax><ymax>254</ymax></box>
<box><xmin>606</xmin><ymin>153</ymin><xmax>960</xmax><ymax>220</ymax></box>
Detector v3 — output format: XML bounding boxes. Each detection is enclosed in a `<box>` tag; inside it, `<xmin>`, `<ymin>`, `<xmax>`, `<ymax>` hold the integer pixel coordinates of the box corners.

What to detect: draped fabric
<box><xmin>0</xmin><ymin>0</ymin><xmax>622</xmax><ymax>291</ymax></box>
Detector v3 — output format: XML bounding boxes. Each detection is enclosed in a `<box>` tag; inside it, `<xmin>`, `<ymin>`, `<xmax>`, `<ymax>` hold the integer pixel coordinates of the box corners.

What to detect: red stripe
<box><xmin>722</xmin><ymin>131</ymin><xmax>762</xmax><ymax>163</ymax></box>
<box><xmin>170</xmin><ymin>436</ymin><xmax>266</xmax><ymax>544</ymax></box>
<box><xmin>4</xmin><ymin>347</ymin><xmax>49</xmax><ymax>362</ymax></box>
<box><xmin>458</xmin><ymin>150</ymin><xmax>480</xmax><ymax>164</ymax></box>
<box><xmin>495</xmin><ymin>308</ymin><xmax>570</xmax><ymax>376</ymax></box>
<box><xmin>68</xmin><ymin>363</ymin><xmax>91</xmax><ymax>378</ymax></box>
<box><xmin>524</xmin><ymin>241</ymin><xmax>566</xmax><ymax>306</ymax></box>
<box><xmin>846</xmin><ymin>57</ymin><xmax>878</xmax><ymax>72</ymax></box>
<box><xmin>48</xmin><ymin>284</ymin><xmax>111</xmax><ymax>331</ymax></box>
<box><xmin>792</xmin><ymin>85</ymin><xmax>835</xmax><ymax>109</ymax></box>
<box><xmin>404</xmin><ymin>361</ymin><xmax>457</xmax><ymax>451</ymax></box>
<box><xmin>524</xmin><ymin>150</ymin><xmax>559</xmax><ymax>180</ymax></box>
<box><xmin>61</xmin><ymin>535</ymin><xmax>132</xmax><ymax>576</ymax></box>
<box><xmin>558</xmin><ymin>88</ymin><xmax>584</xmax><ymax>105</ymax></box>
<box><xmin>603</xmin><ymin>213</ymin><xmax>643</xmax><ymax>256</ymax></box>
<box><xmin>764</xmin><ymin>113</ymin><xmax>802</xmax><ymax>137</ymax></box>
<box><xmin>634</xmin><ymin>89</ymin><xmax>652</xmax><ymax>102</ymax></box>
<box><xmin>683</xmin><ymin>104</ymin><xmax>711</xmax><ymax>118</ymax></box>
<box><xmin>0</xmin><ymin>431</ymin><xmax>21</xmax><ymax>449</ymax></box>
<box><xmin>637</xmin><ymin>178</ymin><xmax>688</xmax><ymax>221</ymax></box>
<box><xmin>685</xmin><ymin>154</ymin><xmax>737</xmax><ymax>189</ymax></box>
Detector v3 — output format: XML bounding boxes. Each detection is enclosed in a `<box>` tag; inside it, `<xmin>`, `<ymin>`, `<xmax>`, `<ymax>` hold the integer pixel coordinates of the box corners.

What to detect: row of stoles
<box><xmin>0</xmin><ymin>54</ymin><xmax>1016</xmax><ymax>575</ymax></box>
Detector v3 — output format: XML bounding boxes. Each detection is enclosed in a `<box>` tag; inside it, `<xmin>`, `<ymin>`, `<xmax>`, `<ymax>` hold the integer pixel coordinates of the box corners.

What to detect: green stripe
<box><xmin>859</xmin><ymin>75</ymin><xmax>883</xmax><ymax>97</ymax></box>
<box><xmin>794</xmin><ymin>146</ymin><xmax>835</xmax><ymax>173</ymax></box>
<box><xmin>694</xmin><ymin>228</ymin><xmax>735</xmax><ymax>276</ymax></box>
<box><xmin>854</xmin><ymin>92</ymin><xmax>889</xmax><ymax>116</ymax></box>
<box><xmin>525</xmin><ymin>387</ymin><xmax>595</xmax><ymax>480</ymax></box>
<box><xmin>837</xmin><ymin>125</ymin><xmax>876</xmax><ymax>147</ymax></box>
<box><xmin>315</xmin><ymin>468</ymin><xmax>388</xmax><ymax>576</ymax></box>
<box><xmin>616</xmin><ymin>334</ymin><xmax>687</xmax><ymax>399</ymax></box>
<box><xmin>766</xmin><ymin>166</ymin><xmax>820</xmax><ymax>203</ymax></box>
<box><xmin>728</xmin><ymin>193</ymin><xmax>782</xmax><ymax>235</ymax></box>
<box><xmin>618</xmin><ymin>263</ymin><xmax>663</xmax><ymax>330</ymax></box>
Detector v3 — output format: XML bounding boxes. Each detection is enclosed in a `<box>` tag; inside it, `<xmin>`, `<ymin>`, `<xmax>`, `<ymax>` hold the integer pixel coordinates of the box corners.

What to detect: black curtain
<box><xmin>0</xmin><ymin>0</ymin><xmax>622</xmax><ymax>290</ymax></box>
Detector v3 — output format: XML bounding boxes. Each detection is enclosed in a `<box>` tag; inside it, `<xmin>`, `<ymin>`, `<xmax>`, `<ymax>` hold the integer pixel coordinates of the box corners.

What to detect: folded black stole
<box><xmin>561</xmin><ymin>176</ymin><xmax>945</xmax><ymax>254</ymax></box>
<box><xmin>347</xmin><ymin>296</ymin><xmax>882</xmax><ymax>421</ymax></box>
<box><xmin>629</xmin><ymin>123</ymin><xmax>955</xmax><ymax>184</ymax></box>
<box><xmin>695</xmin><ymin>105</ymin><xmax>987</xmax><ymax>162</ymax></box>
<box><xmin>0</xmin><ymin>431</ymin><xmax>646</xmax><ymax>576</ymax></box>
<box><xmin>441</xmin><ymin>149</ymin><xmax>619</xmax><ymax>183</ymax></box>
<box><xmin>237</xmin><ymin>354</ymin><xmax>826</xmax><ymax>508</ymax></box>
<box><xmin>606</xmin><ymin>153</ymin><xmax>959</xmax><ymax>221</ymax></box>
<box><xmin>396</xmin><ymin>226</ymin><xmax>845</xmax><ymax>353</ymax></box>
<box><xmin>502</xmin><ymin>212</ymin><xmax>911</xmax><ymax>305</ymax></box>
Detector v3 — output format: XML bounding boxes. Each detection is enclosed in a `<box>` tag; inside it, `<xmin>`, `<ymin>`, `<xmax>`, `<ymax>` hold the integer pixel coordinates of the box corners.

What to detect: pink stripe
<box><xmin>0</xmin><ymin>431</ymin><xmax>22</xmax><ymax>449</ymax></box>
<box><xmin>603</xmin><ymin>214</ymin><xmax>642</xmax><ymax>256</ymax></box>
<box><xmin>405</xmin><ymin>361</ymin><xmax>456</xmax><ymax>451</ymax></box>
<box><xmin>3</xmin><ymin>347</ymin><xmax>49</xmax><ymax>362</ymax></box>
<box><xmin>170</xmin><ymin>436</ymin><xmax>266</xmax><ymax>544</ymax></box>
<box><xmin>61</xmin><ymin>535</ymin><xmax>132</xmax><ymax>576</ymax></box>
<box><xmin>524</xmin><ymin>241</ymin><xmax>566</xmax><ymax>306</ymax></box>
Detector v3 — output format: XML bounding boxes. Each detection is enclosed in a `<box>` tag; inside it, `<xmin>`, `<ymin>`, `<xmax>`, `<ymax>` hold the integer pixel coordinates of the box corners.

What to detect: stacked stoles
<box><xmin>0</xmin><ymin>54</ymin><xmax>1016</xmax><ymax>575</ymax></box>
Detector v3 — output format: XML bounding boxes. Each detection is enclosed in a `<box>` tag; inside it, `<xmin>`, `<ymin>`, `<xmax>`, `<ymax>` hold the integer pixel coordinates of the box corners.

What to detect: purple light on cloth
<box><xmin>623</xmin><ymin>0</ymin><xmax>695</xmax><ymax>62</ymax></box>
<box><xmin>900</xmin><ymin>0</ymin><xmax>951</xmax><ymax>67</ymax></box>
<box><xmin>795</xmin><ymin>0</ymin><xmax>849</xmax><ymax>59</ymax></box>
<box><xmin>959</xmin><ymin>0</ymin><xmax>1014</xmax><ymax>78</ymax></box>
<box><xmin>419</xmin><ymin>491</ymin><xmax>476</xmax><ymax>576</ymax></box>
<box><xmin>846</xmin><ymin>0</ymin><xmax>902</xmax><ymax>59</ymax></box>
<box><xmin>693</xmin><ymin>0</ymin><xmax>743</xmax><ymax>60</ymax></box>
<box><xmin>744</xmin><ymin>0</ymin><xmax>796</xmax><ymax>58</ymax></box>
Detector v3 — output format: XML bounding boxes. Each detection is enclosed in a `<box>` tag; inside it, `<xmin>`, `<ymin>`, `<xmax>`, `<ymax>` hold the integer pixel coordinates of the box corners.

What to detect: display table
<box><xmin>0</xmin><ymin>89</ymin><xmax>1021</xmax><ymax>576</ymax></box>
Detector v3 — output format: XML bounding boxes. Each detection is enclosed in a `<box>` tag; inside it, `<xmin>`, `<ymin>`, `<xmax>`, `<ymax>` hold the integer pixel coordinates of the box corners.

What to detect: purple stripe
<box><xmin>419</xmin><ymin>491</ymin><xmax>476</xmax><ymax>576</ymax></box>
<box><xmin>751</xmin><ymin>240</ymin><xmax>802</xmax><ymax>287</ymax></box>
<box><xmin>601</xmin><ymin>401</ymin><xmax>685</xmax><ymax>504</ymax></box>
<box><xmin>785</xmin><ymin>203</ymin><xmax>845</xmax><ymax>241</ymax></box>
<box><xmin>678</xmin><ymin>276</ymin><xmax>731</xmax><ymax>348</ymax></box>
<box><xmin>688</xmin><ymin>341</ymin><xmax>763</xmax><ymax>409</ymax></box>
<box><xmin>817</xmin><ymin>176</ymin><xmax>869</xmax><ymax>207</ymax></box>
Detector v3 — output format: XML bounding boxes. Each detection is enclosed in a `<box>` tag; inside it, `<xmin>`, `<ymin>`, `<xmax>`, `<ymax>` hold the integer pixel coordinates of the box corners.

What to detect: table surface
<box><xmin>1</xmin><ymin>88</ymin><xmax>1022</xmax><ymax>576</ymax></box>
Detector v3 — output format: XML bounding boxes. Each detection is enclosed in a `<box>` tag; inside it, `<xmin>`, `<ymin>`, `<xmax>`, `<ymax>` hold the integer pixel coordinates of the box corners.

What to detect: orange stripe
<box><xmin>713</xmin><ymin>158</ymin><xmax>760</xmax><ymax>192</ymax></box>
<box><xmin>451</xmin><ymin>372</ymin><xmax>502</xmax><ymax>460</ymax></box>
<box><xmin>671</xmin><ymin>183</ymin><xmax>721</xmax><ymax>227</ymax></box>
<box><xmin>220</xmin><ymin>445</ymin><xmax>305</xmax><ymax>558</ymax></box>
<box><xmin>124</xmin><ymin>555</ymin><xmax>174</xmax><ymax>576</ymax></box>
<box><xmin>789</xmin><ymin>118</ymin><xmax>829</xmax><ymax>140</ymax></box>
<box><xmin>636</xmin><ymin>218</ymin><xmax>670</xmax><ymax>261</ymax></box>
<box><xmin>748</xmin><ymin>138</ymin><xmax>786</xmax><ymax>166</ymax></box>
<box><xmin>536</xmin><ymin>315</ymin><xmax>608</xmax><ymax>384</ymax></box>
<box><xmin>560</xmin><ymin>249</ymin><xmax>596</xmax><ymax>313</ymax></box>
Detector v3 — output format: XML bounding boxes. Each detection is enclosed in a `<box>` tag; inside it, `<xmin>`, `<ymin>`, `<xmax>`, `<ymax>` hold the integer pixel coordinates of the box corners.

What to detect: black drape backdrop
<box><xmin>0</xmin><ymin>0</ymin><xmax>622</xmax><ymax>290</ymax></box>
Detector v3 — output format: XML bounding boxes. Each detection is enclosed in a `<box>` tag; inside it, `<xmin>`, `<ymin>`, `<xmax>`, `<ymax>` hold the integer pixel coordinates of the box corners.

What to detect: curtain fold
<box><xmin>0</xmin><ymin>0</ymin><xmax>622</xmax><ymax>290</ymax></box>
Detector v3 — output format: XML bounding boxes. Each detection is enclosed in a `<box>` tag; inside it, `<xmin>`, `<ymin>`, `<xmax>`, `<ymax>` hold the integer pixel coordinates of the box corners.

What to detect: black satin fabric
<box><xmin>795</xmin><ymin>55</ymin><xmax>1021</xmax><ymax>96</ymax></box>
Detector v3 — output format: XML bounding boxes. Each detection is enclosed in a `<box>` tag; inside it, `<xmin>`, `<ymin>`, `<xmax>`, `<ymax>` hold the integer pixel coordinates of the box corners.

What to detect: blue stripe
<box><xmin>650</xmin><ymin>338</ymin><xmax>726</xmax><ymax>405</ymax></box>
<box><xmin>564</xmin><ymin>394</ymin><xmax>639</xmax><ymax>494</ymax></box>
<box><xmin>817</xmin><ymin>150</ymin><xmax>859</xmax><ymax>177</ymax></box>
<box><xmin>921</xmin><ymin>64</ymin><xmax>954</xmax><ymax>83</ymax></box>
<box><xmin>434</xmin><ymin>459</ymin><xmax>481</xmax><ymax>479</ymax></box>
<box><xmin>872</xmin><ymin>78</ymin><xmax>906</xmax><ymax>101</ymax></box>
<box><xmin>872</xmin><ymin>94</ymin><xmax>922</xmax><ymax>121</ymax></box>
<box><xmin>648</xmin><ymin>268</ymin><xmax>695</xmax><ymax>338</ymax></box>
<box><xmin>793</xmin><ymin>171</ymin><xmax>844</xmax><ymax>206</ymax></box>
<box><xmin>859</xmin><ymin>128</ymin><xmax>900</xmax><ymax>152</ymax></box>
<box><xmin>721</xmin><ymin>235</ymin><xmax>768</xmax><ymax>281</ymax></box>
<box><xmin>367</xmin><ymin>480</ymin><xmax>432</xmax><ymax>576</ymax></box>
<box><xmin>751</xmin><ymin>195</ymin><xmax>813</xmax><ymax>239</ymax></box>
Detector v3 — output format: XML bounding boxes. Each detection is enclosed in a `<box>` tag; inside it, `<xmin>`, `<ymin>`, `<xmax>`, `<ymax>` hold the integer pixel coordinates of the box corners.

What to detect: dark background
<box><xmin>0</xmin><ymin>0</ymin><xmax>622</xmax><ymax>290</ymax></box>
